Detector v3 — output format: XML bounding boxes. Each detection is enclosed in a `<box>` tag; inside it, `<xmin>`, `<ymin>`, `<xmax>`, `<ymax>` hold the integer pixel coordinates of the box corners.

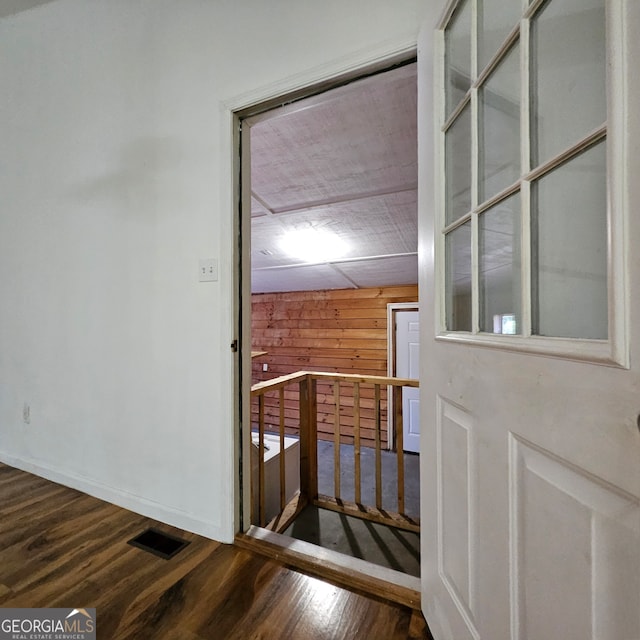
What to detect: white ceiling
<box><xmin>249</xmin><ymin>62</ymin><xmax>418</xmax><ymax>294</ymax></box>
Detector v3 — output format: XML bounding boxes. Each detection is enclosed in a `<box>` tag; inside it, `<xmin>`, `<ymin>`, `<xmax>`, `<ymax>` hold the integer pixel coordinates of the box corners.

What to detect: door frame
<box><xmin>227</xmin><ymin>42</ymin><xmax>419</xmax><ymax>536</ymax></box>
<box><xmin>387</xmin><ymin>301</ymin><xmax>420</xmax><ymax>451</ymax></box>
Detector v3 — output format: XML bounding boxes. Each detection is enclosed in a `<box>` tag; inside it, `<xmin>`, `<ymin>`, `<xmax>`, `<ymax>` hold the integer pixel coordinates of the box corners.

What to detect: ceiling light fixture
<box><xmin>280</xmin><ymin>228</ymin><xmax>349</xmax><ymax>263</ymax></box>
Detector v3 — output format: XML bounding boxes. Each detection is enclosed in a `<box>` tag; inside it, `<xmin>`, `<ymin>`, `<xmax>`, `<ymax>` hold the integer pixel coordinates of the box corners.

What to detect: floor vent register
<box><xmin>127</xmin><ymin>527</ymin><xmax>190</xmax><ymax>560</ymax></box>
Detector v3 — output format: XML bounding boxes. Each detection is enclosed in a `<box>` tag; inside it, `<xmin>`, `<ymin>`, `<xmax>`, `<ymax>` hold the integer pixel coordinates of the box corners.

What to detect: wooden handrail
<box><xmin>251</xmin><ymin>371</ymin><xmax>418</xmax><ymax>395</ymax></box>
<box><xmin>251</xmin><ymin>371</ymin><xmax>309</xmax><ymax>394</ymax></box>
<box><xmin>310</xmin><ymin>371</ymin><xmax>418</xmax><ymax>387</ymax></box>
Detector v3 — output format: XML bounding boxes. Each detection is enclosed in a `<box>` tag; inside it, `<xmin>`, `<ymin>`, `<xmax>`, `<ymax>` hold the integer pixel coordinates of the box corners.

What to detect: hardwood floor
<box><xmin>0</xmin><ymin>463</ymin><xmax>432</xmax><ymax>639</ymax></box>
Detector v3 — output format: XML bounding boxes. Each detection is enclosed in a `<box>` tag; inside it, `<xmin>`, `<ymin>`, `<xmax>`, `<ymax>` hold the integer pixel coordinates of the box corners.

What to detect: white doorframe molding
<box><xmin>387</xmin><ymin>301</ymin><xmax>420</xmax><ymax>451</ymax></box>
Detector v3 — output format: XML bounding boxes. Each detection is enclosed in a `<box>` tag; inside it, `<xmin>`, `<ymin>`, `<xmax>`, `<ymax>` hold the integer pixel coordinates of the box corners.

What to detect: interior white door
<box><xmin>396</xmin><ymin>310</ymin><xmax>420</xmax><ymax>453</ymax></box>
<box><xmin>418</xmin><ymin>2</ymin><xmax>640</xmax><ymax>640</ymax></box>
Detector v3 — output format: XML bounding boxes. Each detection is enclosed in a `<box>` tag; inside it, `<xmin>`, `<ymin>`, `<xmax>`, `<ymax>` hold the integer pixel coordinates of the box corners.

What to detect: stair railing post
<box><xmin>299</xmin><ymin>375</ymin><xmax>318</xmax><ymax>502</ymax></box>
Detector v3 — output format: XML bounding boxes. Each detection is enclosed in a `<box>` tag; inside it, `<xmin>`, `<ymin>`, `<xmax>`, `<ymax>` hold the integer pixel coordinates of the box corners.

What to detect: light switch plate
<box><xmin>199</xmin><ymin>258</ymin><xmax>218</xmax><ymax>282</ymax></box>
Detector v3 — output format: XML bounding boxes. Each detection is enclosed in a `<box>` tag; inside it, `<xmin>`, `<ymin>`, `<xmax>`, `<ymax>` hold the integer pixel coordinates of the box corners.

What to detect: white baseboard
<box><xmin>0</xmin><ymin>450</ymin><xmax>232</xmax><ymax>543</ymax></box>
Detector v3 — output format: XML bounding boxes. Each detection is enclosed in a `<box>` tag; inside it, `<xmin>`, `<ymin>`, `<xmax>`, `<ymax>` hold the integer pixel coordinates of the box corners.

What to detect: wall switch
<box><xmin>199</xmin><ymin>258</ymin><xmax>218</xmax><ymax>282</ymax></box>
<box><xmin>262</xmin><ymin>363</ymin><xmax>268</xmax><ymax>372</ymax></box>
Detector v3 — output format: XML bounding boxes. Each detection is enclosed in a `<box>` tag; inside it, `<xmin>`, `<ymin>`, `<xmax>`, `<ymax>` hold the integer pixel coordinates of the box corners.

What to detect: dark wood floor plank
<box><xmin>0</xmin><ymin>584</ymin><xmax>12</xmax><ymax>601</ymax></box>
<box><xmin>2</xmin><ymin>505</ymin><xmax>147</xmax><ymax>598</ymax></box>
<box><xmin>0</xmin><ymin>477</ymin><xmax>70</xmax><ymax>513</ymax></box>
<box><xmin>52</xmin><ymin>538</ymin><xmax>222</xmax><ymax>638</ymax></box>
<box><xmin>0</xmin><ymin>463</ymin><xmax>433</xmax><ymax>640</ymax></box>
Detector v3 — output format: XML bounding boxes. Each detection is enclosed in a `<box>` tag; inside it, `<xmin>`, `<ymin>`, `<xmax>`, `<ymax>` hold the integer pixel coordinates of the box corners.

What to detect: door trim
<box><xmin>387</xmin><ymin>302</ymin><xmax>419</xmax><ymax>451</ymax></box>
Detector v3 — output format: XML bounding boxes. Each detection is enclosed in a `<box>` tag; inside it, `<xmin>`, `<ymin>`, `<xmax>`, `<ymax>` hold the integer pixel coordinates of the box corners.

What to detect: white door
<box><xmin>396</xmin><ymin>310</ymin><xmax>420</xmax><ymax>453</ymax></box>
<box><xmin>419</xmin><ymin>2</ymin><xmax>640</xmax><ymax>639</ymax></box>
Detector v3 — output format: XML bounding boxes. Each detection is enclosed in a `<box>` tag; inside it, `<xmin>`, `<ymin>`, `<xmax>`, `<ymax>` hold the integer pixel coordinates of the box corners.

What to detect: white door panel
<box><xmin>404</xmin><ymin>389</ymin><xmax>420</xmax><ymax>439</ymax></box>
<box><xmin>396</xmin><ymin>310</ymin><xmax>420</xmax><ymax>453</ymax></box>
<box><xmin>418</xmin><ymin>2</ymin><xmax>640</xmax><ymax>639</ymax></box>
<box><xmin>436</xmin><ymin>399</ymin><xmax>479</xmax><ymax>640</ymax></box>
<box><xmin>424</xmin><ymin>344</ymin><xmax>640</xmax><ymax>640</ymax></box>
<box><xmin>510</xmin><ymin>435</ymin><xmax>640</xmax><ymax>640</ymax></box>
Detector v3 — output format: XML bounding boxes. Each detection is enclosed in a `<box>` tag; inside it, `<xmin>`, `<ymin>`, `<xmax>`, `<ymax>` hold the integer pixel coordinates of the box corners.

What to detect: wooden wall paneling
<box><xmin>251</xmin><ymin>286</ymin><xmax>418</xmax><ymax>449</ymax></box>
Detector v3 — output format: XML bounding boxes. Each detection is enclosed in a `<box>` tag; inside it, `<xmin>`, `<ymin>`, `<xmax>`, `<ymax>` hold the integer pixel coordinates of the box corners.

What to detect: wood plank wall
<box><xmin>251</xmin><ymin>285</ymin><xmax>418</xmax><ymax>448</ymax></box>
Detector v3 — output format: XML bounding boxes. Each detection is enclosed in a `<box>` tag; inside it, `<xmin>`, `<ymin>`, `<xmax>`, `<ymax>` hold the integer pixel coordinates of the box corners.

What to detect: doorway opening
<box><xmin>236</xmin><ymin>55</ymin><xmax>420</xmax><ymax>596</ymax></box>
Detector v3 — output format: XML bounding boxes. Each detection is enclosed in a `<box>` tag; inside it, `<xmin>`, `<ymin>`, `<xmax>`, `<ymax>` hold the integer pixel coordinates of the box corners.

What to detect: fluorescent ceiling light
<box><xmin>280</xmin><ymin>228</ymin><xmax>349</xmax><ymax>263</ymax></box>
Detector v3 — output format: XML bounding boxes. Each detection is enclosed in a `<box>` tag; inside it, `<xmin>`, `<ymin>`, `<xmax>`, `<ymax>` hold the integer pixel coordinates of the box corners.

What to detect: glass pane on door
<box><xmin>478</xmin><ymin>0</ymin><xmax>522</xmax><ymax>73</ymax></box>
<box><xmin>445</xmin><ymin>105</ymin><xmax>472</xmax><ymax>226</ymax></box>
<box><xmin>479</xmin><ymin>43</ymin><xmax>521</xmax><ymax>204</ymax></box>
<box><xmin>532</xmin><ymin>141</ymin><xmax>607</xmax><ymax>339</ymax></box>
<box><xmin>479</xmin><ymin>192</ymin><xmax>521</xmax><ymax>334</ymax></box>
<box><xmin>531</xmin><ymin>0</ymin><xmax>606</xmax><ymax>166</ymax></box>
<box><xmin>445</xmin><ymin>221</ymin><xmax>472</xmax><ymax>331</ymax></box>
<box><xmin>445</xmin><ymin>0</ymin><xmax>472</xmax><ymax>117</ymax></box>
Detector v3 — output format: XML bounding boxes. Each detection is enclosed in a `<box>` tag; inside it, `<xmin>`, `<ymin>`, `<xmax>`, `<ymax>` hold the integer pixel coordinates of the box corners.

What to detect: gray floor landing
<box><xmin>283</xmin><ymin>440</ymin><xmax>421</xmax><ymax>577</ymax></box>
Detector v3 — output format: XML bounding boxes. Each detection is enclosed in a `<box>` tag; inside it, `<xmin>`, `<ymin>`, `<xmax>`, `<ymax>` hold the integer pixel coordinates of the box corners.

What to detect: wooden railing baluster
<box><xmin>279</xmin><ymin>387</ymin><xmax>285</xmax><ymax>512</ymax></box>
<box><xmin>353</xmin><ymin>382</ymin><xmax>361</xmax><ymax>505</ymax></box>
<box><xmin>333</xmin><ymin>380</ymin><xmax>341</xmax><ymax>501</ymax></box>
<box><xmin>374</xmin><ymin>384</ymin><xmax>382</xmax><ymax>510</ymax></box>
<box><xmin>258</xmin><ymin>393</ymin><xmax>266</xmax><ymax>527</ymax></box>
<box><xmin>393</xmin><ymin>385</ymin><xmax>405</xmax><ymax>516</ymax></box>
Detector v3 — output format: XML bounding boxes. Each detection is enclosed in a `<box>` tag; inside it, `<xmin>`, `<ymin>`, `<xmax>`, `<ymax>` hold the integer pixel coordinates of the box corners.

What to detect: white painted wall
<box><xmin>0</xmin><ymin>0</ymin><xmax>428</xmax><ymax>542</ymax></box>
